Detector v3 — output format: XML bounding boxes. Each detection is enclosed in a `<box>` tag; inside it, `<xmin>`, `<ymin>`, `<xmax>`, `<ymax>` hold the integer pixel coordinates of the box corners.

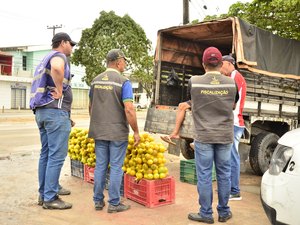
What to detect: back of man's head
<box><xmin>106</xmin><ymin>49</ymin><xmax>127</xmax><ymax>63</ymax></box>
<box><xmin>202</xmin><ymin>47</ymin><xmax>222</xmax><ymax>68</ymax></box>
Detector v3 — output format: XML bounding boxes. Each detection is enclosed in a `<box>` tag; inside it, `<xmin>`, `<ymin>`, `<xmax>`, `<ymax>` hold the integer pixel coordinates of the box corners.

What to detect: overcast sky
<box><xmin>0</xmin><ymin>0</ymin><xmax>249</xmax><ymax>49</ymax></box>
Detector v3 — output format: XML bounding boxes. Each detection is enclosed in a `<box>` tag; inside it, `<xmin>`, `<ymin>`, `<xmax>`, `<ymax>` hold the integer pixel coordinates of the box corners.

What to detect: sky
<box><xmin>0</xmin><ymin>0</ymin><xmax>249</xmax><ymax>49</ymax></box>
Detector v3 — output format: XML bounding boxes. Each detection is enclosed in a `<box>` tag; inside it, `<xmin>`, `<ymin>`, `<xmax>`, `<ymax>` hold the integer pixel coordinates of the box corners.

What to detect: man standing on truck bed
<box><xmin>221</xmin><ymin>55</ymin><xmax>247</xmax><ymax>201</ymax></box>
<box><xmin>187</xmin><ymin>47</ymin><xmax>238</xmax><ymax>224</ymax></box>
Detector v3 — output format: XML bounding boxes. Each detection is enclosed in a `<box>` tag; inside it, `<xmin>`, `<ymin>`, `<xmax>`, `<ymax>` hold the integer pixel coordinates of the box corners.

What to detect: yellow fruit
<box><xmin>147</xmin><ymin>159</ymin><xmax>153</xmax><ymax>165</ymax></box>
<box><xmin>136</xmin><ymin>172</ymin><xmax>143</xmax><ymax>180</ymax></box>
<box><xmin>159</xmin><ymin>173</ymin><xmax>166</xmax><ymax>179</ymax></box>
<box><xmin>153</xmin><ymin>173</ymin><xmax>160</xmax><ymax>179</ymax></box>
<box><xmin>151</xmin><ymin>164</ymin><xmax>157</xmax><ymax>170</ymax></box>
<box><xmin>147</xmin><ymin>173</ymin><xmax>154</xmax><ymax>180</ymax></box>
<box><xmin>130</xmin><ymin>170</ymin><xmax>136</xmax><ymax>176</ymax></box>
<box><xmin>135</xmin><ymin>157</ymin><xmax>142</xmax><ymax>164</ymax></box>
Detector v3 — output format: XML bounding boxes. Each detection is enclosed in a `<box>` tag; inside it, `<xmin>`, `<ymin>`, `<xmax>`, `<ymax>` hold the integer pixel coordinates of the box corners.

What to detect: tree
<box><xmin>72</xmin><ymin>10</ymin><xmax>154</xmax><ymax>92</ymax></box>
<box><xmin>203</xmin><ymin>0</ymin><xmax>300</xmax><ymax>41</ymax></box>
<box><xmin>130</xmin><ymin>55</ymin><xmax>154</xmax><ymax>99</ymax></box>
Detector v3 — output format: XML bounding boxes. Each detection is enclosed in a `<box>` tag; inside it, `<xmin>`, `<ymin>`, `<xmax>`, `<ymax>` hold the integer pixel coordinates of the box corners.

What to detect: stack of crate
<box><xmin>70</xmin><ymin>159</ymin><xmax>84</xmax><ymax>179</ymax></box>
<box><xmin>180</xmin><ymin>159</ymin><xmax>216</xmax><ymax>185</ymax></box>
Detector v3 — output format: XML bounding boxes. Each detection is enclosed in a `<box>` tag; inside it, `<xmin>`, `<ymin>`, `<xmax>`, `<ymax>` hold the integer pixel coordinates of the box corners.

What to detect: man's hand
<box><xmin>50</xmin><ymin>88</ymin><xmax>63</xmax><ymax>99</ymax></box>
<box><xmin>133</xmin><ymin>132</ymin><xmax>140</xmax><ymax>147</ymax></box>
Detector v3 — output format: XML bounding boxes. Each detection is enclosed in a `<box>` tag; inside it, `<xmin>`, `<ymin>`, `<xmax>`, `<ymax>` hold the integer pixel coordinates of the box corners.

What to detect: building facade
<box><xmin>0</xmin><ymin>45</ymin><xmax>89</xmax><ymax>110</ymax></box>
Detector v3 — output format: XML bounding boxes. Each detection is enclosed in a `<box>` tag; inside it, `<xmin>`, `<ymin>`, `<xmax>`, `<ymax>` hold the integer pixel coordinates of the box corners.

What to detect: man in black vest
<box><xmin>187</xmin><ymin>47</ymin><xmax>238</xmax><ymax>224</ymax></box>
<box><xmin>88</xmin><ymin>49</ymin><xmax>140</xmax><ymax>213</ymax></box>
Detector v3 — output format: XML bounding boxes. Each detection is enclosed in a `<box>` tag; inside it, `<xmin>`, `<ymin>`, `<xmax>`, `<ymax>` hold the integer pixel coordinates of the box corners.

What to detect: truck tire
<box><xmin>180</xmin><ymin>139</ymin><xmax>195</xmax><ymax>159</ymax></box>
<box><xmin>249</xmin><ymin>132</ymin><xmax>279</xmax><ymax>176</ymax></box>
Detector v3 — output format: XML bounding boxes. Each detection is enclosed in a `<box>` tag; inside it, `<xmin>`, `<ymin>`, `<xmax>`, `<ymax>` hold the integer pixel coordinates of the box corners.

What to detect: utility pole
<box><xmin>47</xmin><ymin>24</ymin><xmax>62</xmax><ymax>37</ymax></box>
<box><xmin>183</xmin><ymin>0</ymin><xmax>189</xmax><ymax>24</ymax></box>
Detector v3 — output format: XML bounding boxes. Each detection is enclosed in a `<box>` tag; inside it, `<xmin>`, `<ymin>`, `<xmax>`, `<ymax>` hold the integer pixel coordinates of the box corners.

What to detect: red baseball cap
<box><xmin>202</xmin><ymin>47</ymin><xmax>222</xmax><ymax>65</ymax></box>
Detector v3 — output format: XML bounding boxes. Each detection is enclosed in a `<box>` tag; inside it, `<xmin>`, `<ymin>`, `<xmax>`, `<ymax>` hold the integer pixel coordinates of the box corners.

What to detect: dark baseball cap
<box><xmin>52</xmin><ymin>32</ymin><xmax>77</xmax><ymax>46</ymax></box>
<box><xmin>202</xmin><ymin>47</ymin><xmax>222</xmax><ymax>65</ymax></box>
<box><xmin>106</xmin><ymin>49</ymin><xmax>127</xmax><ymax>62</ymax></box>
<box><xmin>222</xmin><ymin>55</ymin><xmax>236</xmax><ymax>65</ymax></box>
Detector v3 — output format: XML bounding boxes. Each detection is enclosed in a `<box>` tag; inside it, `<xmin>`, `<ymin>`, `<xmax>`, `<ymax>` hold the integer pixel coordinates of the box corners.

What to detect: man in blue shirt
<box><xmin>88</xmin><ymin>49</ymin><xmax>140</xmax><ymax>213</ymax></box>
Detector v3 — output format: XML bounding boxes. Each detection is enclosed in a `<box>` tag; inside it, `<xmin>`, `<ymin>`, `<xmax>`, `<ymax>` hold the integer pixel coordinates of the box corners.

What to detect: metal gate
<box><xmin>11</xmin><ymin>87</ymin><xmax>26</xmax><ymax>109</ymax></box>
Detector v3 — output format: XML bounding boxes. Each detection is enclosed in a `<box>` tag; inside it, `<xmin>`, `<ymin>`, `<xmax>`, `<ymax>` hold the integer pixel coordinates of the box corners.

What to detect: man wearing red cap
<box><xmin>187</xmin><ymin>47</ymin><xmax>238</xmax><ymax>223</ymax></box>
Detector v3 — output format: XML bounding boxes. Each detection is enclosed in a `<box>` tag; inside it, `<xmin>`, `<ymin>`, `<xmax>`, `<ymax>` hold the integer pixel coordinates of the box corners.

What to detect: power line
<box><xmin>189</xmin><ymin>0</ymin><xmax>207</xmax><ymax>21</ymax></box>
<box><xmin>193</xmin><ymin>0</ymin><xmax>207</xmax><ymax>17</ymax></box>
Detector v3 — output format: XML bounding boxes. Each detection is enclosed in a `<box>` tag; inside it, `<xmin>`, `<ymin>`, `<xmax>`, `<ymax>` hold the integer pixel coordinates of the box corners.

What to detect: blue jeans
<box><xmin>35</xmin><ymin>108</ymin><xmax>71</xmax><ymax>202</ymax></box>
<box><xmin>93</xmin><ymin>140</ymin><xmax>128</xmax><ymax>205</ymax></box>
<box><xmin>194</xmin><ymin>141</ymin><xmax>232</xmax><ymax>218</ymax></box>
<box><xmin>231</xmin><ymin>126</ymin><xmax>244</xmax><ymax>195</ymax></box>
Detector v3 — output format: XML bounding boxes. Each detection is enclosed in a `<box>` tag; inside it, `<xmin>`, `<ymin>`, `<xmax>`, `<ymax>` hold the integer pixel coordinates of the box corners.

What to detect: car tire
<box><xmin>180</xmin><ymin>138</ymin><xmax>195</xmax><ymax>159</ymax></box>
<box><xmin>249</xmin><ymin>132</ymin><xmax>279</xmax><ymax>176</ymax></box>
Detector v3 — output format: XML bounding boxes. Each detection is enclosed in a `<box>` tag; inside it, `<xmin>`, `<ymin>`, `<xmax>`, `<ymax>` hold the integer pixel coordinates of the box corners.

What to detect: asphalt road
<box><xmin>0</xmin><ymin>109</ymin><xmax>270</xmax><ymax>225</ymax></box>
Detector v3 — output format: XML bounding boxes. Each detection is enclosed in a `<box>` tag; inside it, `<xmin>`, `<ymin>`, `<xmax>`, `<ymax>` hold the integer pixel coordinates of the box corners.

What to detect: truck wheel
<box><xmin>180</xmin><ymin>139</ymin><xmax>195</xmax><ymax>159</ymax></box>
<box><xmin>249</xmin><ymin>132</ymin><xmax>279</xmax><ymax>176</ymax></box>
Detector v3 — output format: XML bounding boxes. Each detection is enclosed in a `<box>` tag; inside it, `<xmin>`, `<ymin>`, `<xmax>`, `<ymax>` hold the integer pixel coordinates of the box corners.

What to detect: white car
<box><xmin>261</xmin><ymin>128</ymin><xmax>300</xmax><ymax>225</ymax></box>
<box><xmin>134</xmin><ymin>102</ymin><xmax>147</xmax><ymax>110</ymax></box>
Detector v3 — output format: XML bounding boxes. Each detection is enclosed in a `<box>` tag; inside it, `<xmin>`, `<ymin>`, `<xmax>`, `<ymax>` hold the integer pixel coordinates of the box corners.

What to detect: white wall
<box><xmin>0</xmin><ymin>81</ymin><xmax>12</xmax><ymax>109</ymax></box>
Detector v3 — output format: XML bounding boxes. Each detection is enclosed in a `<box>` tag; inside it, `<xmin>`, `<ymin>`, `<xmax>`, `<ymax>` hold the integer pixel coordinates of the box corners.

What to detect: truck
<box><xmin>144</xmin><ymin>17</ymin><xmax>300</xmax><ymax>176</ymax></box>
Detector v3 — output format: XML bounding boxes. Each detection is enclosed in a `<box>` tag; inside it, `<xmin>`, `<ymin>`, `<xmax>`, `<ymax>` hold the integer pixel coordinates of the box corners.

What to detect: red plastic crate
<box><xmin>84</xmin><ymin>166</ymin><xmax>124</xmax><ymax>194</ymax></box>
<box><xmin>84</xmin><ymin>165</ymin><xmax>95</xmax><ymax>184</ymax></box>
<box><xmin>124</xmin><ymin>174</ymin><xmax>175</xmax><ymax>208</ymax></box>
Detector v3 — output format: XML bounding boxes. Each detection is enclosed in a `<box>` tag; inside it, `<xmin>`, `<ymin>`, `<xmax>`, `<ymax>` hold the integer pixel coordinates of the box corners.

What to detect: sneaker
<box><xmin>58</xmin><ymin>186</ymin><xmax>71</xmax><ymax>195</ymax></box>
<box><xmin>43</xmin><ymin>197</ymin><xmax>72</xmax><ymax>210</ymax></box>
<box><xmin>38</xmin><ymin>195</ymin><xmax>43</xmax><ymax>206</ymax></box>
<box><xmin>229</xmin><ymin>193</ymin><xmax>242</xmax><ymax>201</ymax></box>
<box><xmin>107</xmin><ymin>203</ymin><xmax>130</xmax><ymax>213</ymax></box>
<box><xmin>95</xmin><ymin>201</ymin><xmax>105</xmax><ymax>211</ymax></box>
<box><xmin>218</xmin><ymin>211</ymin><xmax>232</xmax><ymax>222</ymax></box>
<box><xmin>188</xmin><ymin>213</ymin><xmax>214</xmax><ymax>224</ymax></box>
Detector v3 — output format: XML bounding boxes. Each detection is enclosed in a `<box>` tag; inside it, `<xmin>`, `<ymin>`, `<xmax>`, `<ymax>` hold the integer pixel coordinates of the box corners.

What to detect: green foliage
<box><xmin>72</xmin><ymin>11</ymin><xmax>154</xmax><ymax>90</ymax></box>
<box><xmin>203</xmin><ymin>0</ymin><xmax>300</xmax><ymax>41</ymax></box>
<box><xmin>131</xmin><ymin>54</ymin><xmax>154</xmax><ymax>98</ymax></box>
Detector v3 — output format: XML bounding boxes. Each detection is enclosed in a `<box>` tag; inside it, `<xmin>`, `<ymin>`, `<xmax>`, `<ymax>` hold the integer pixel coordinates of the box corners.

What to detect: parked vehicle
<box><xmin>134</xmin><ymin>93</ymin><xmax>149</xmax><ymax>109</ymax></box>
<box><xmin>261</xmin><ymin>127</ymin><xmax>300</xmax><ymax>225</ymax></box>
<box><xmin>144</xmin><ymin>17</ymin><xmax>300</xmax><ymax>175</ymax></box>
<box><xmin>134</xmin><ymin>102</ymin><xmax>147</xmax><ymax>110</ymax></box>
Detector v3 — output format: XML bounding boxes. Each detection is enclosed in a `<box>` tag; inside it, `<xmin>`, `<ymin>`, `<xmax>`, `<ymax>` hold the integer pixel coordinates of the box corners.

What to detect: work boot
<box><xmin>188</xmin><ymin>213</ymin><xmax>214</xmax><ymax>224</ymax></box>
<box><xmin>107</xmin><ymin>203</ymin><xmax>130</xmax><ymax>213</ymax></box>
<box><xmin>58</xmin><ymin>186</ymin><xmax>71</xmax><ymax>195</ymax></box>
<box><xmin>95</xmin><ymin>201</ymin><xmax>105</xmax><ymax>211</ymax></box>
<box><xmin>38</xmin><ymin>195</ymin><xmax>43</xmax><ymax>206</ymax></box>
<box><xmin>43</xmin><ymin>197</ymin><xmax>72</xmax><ymax>210</ymax></box>
<box><xmin>218</xmin><ymin>211</ymin><xmax>232</xmax><ymax>222</ymax></box>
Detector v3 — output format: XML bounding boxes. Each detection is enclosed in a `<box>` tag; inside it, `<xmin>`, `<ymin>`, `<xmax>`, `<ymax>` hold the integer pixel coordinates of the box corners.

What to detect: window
<box><xmin>22</xmin><ymin>56</ymin><xmax>27</xmax><ymax>71</ymax></box>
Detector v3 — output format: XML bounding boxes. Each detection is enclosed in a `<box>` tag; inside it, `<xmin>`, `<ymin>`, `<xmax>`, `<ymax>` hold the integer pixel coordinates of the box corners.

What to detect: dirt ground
<box><xmin>0</xmin><ymin>109</ymin><xmax>270</xmax><ymax>225</ymax></box>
